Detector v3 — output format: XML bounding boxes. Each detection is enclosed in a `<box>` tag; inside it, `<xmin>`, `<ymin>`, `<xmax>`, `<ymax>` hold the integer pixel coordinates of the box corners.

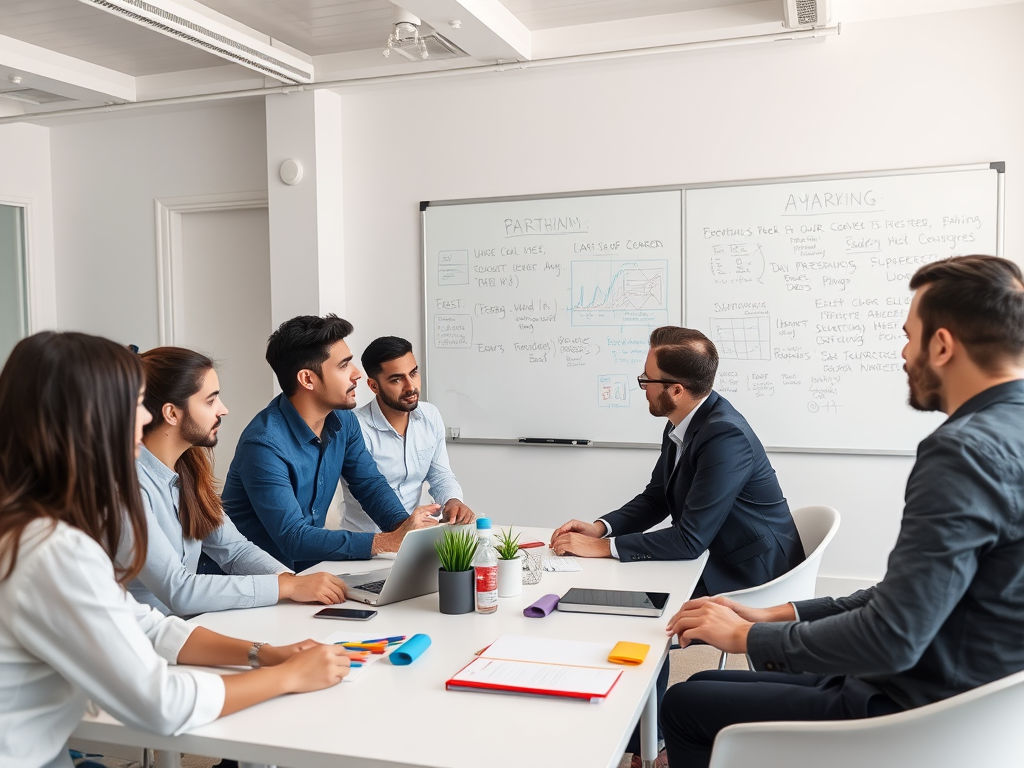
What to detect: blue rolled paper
<box><xmin>523</xmin><ymin>593</ymin><xmax>560</xmax><ymax>618</ymax></box>
<box><xmin>389</xmin><ymin>633</ymin><xmax>431</xmax><ymax>665</ymax></box>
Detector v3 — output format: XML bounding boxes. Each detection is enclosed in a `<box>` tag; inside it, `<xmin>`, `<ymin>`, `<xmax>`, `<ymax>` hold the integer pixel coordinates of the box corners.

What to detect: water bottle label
<box><xmin>475</xmin><ymin>565</ymin><xmax>498</xmax><ymax>607</ymax></box>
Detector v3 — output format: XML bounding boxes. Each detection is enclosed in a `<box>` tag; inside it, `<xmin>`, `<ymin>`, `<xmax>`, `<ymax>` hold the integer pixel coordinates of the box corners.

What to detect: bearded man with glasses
<box><xmin>551</xmin><ymin>326</ymin><xmax>804</xmax><ymax>766</ymax></box>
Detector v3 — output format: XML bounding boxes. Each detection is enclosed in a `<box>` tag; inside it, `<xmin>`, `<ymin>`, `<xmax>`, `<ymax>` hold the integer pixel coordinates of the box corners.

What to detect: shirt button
<box><xmin>765</xmin><ymin>662</ymin><xmax>776</xmax><ymax>671</ymax></box>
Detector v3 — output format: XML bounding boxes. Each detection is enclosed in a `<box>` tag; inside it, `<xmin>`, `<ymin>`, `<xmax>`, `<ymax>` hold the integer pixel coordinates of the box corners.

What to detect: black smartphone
<box><xmin>313</xmin><ymin>608</ymin><xmax>377</xmax><ymax>621</ymax></box>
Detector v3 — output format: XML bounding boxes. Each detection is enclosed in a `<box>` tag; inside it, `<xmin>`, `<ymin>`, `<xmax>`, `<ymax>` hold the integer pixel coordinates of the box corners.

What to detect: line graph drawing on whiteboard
<box><xmin>711</xmin><ymin>316</ymin><xmax>771</xmax><ymax>360</ymax></box>
<box><xmin>570</xmin><ymin>260</ymin><xmax>669</xmax><ymax>326</ymax></box>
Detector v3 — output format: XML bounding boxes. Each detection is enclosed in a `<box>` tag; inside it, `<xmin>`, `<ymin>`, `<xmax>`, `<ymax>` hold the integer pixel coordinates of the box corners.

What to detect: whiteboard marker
<box><xmin>519</xmin><ymin>438</ymin><xmax>591</xmax><ymax>446</ymax></box>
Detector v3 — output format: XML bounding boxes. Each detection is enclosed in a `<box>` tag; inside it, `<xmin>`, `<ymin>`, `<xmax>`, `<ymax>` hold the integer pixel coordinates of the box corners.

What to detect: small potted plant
<box><xmin>435</xmin><ymin>528</ymin><xmax>478</xmax><ymax>614</ymax></box>
<box><xmin>495</xmin><ymin>527</ymin><xmax>522</xmax><ymax>598</ymax></box>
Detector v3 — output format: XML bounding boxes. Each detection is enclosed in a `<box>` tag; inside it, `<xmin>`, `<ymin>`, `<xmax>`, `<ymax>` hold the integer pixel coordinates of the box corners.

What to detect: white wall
<box><xmin>0</xmin><ymin>122</ymin><xmax>56</xmax><ymax>332</ymax></box>
<box><xmin>336</xmin><ymin>5</ymin><xmax>1024</xmax><ymax>588</ymax></box>
<box><xmin>48</xmin><ymin>100</ymin><xmax>268</xmax><ymax>349</ymax></box>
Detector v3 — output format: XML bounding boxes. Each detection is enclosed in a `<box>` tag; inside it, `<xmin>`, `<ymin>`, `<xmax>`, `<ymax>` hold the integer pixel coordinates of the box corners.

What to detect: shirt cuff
<box><xmin>596</xmin><ymin>519</ymin><xmax>617</xmax><ymax>558</ymax></box>
<box><xmin>155</xmin><ymin>616</ymin><xmax>198</xmax><ymax>663</ymax></box>
<box><xmin>173</xmin><ymin>671</ymin><xmax>226</xmax><ymax>734</ymax></box>
<box><xmin>254</xmin><ymin>574</ymin><xmax>281</xmax><ymax>607</ymax></box>
<box><xmin>791</xmin><ymin>602</ymin><xmax>801</xmax><ymax>621</ymax></box>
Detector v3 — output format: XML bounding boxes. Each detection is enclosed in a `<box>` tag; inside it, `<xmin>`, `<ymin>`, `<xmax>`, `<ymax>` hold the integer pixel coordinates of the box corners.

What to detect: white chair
<box><xmin>708</xmin><ymin>668</ymin><xmax>1024</xmax><ymax>768</ymax></box>
<box><xmin>715</xmin><ymin>505</ymin><xmax>841</xmax><ymax>669</ymax></box>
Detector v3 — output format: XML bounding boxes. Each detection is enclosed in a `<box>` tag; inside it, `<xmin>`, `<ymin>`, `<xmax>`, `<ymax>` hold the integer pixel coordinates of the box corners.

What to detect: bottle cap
<box><xmin>476</xmin><ymin>517</ymin><xmax>492</xmax><ymax>530</ymax></box>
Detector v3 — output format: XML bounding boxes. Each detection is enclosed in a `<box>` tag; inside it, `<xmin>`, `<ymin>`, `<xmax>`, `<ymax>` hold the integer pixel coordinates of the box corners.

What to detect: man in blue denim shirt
<box><xmin>660</xmin><ymin>255</ymin><xmax>1024</xmax><ymax>768</ymax></box>
<box><xmin>223</xmin><ymin>316</ymin><xmax>438</xmax><ymax>572</ymax></box>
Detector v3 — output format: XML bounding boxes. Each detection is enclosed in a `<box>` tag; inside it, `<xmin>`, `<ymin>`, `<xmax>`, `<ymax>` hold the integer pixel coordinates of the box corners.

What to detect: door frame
<box><xmin>154</xmin><ymin>191</ymin><xmax>268</xmax><ymax>345</ymax></box>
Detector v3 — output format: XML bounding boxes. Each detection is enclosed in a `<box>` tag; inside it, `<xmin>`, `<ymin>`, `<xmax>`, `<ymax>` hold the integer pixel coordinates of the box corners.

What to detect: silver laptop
<box><xmin>338</xmin><ymin>524</ymin><xmax>473</xmax><ymax>606</ymax></box>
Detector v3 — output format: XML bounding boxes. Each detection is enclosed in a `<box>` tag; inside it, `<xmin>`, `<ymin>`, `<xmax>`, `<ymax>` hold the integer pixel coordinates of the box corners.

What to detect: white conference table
<box><xmin>74</xmin><ymin>527</ymin><xmax>707</xmax><ymax>768</ymax></box>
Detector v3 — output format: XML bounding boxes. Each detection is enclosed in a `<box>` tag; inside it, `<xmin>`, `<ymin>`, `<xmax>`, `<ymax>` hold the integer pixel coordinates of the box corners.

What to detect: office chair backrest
<box><xmin>709</xmin><ymin>667</ymin><xmax>1024</xmax><ymax>768</ymax></box>
<box><xmin>720</xmin><ymin>505</ymin><xmax>840</xmax><ymax>609</ymax></box>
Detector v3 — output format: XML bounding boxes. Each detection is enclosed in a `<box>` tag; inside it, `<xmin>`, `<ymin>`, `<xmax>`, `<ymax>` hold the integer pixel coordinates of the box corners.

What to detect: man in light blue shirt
<box><xmin>340</xmin><ymin>336</ymin><xmax>475</xmax><ymax>533</ymax></box>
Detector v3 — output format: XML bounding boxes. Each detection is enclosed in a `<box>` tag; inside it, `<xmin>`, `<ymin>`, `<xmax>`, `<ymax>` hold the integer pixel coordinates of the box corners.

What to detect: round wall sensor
<box><xmin>280</xmin><ymin>159</ymin><xmax>303</xmax><ymax>186</ymax></box>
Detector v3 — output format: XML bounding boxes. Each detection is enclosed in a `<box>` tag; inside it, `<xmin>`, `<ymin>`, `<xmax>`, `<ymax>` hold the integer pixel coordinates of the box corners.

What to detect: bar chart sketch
<box><xmin>570</xmin><ymin>260</ymin><xmax>668</xmax><ymax>326</ymax></box>
<box><xmin>711</xmin><ymin>316</ymin><xmax>771</xmax><ymax>360</ymax></box>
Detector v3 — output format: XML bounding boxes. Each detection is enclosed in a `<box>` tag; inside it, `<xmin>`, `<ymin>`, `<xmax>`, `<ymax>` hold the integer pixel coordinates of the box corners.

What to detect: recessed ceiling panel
<box><xmin>201</xmin><ymin>0</ymin><xmax>395</xmax><ymax>56</ymax></box>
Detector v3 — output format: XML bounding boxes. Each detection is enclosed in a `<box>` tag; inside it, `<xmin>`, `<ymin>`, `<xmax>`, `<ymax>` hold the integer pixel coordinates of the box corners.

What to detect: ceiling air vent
<box><xmin>76</xmin><ymin>0</ymin><xmax>313</xmax><ymax>84</ymax></box>
<box><xmin>783</xmin><ymin>0</ymin><xmax>831</xmax><ymax>28</ymax></box>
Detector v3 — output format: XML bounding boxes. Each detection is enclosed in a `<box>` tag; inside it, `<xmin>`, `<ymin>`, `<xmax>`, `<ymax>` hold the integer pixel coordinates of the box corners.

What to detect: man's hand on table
<box><xmin>550</xmin><ymin>520</ymin><xmax>612</xmax><ymax>558</ymax></box>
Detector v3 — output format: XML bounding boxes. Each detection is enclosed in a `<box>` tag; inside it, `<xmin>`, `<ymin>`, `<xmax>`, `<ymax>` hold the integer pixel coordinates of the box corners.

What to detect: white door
<box><xmin>177</xmin><ymin>207</ymin><xmax>273</xmax><ymax>482</ymax></box>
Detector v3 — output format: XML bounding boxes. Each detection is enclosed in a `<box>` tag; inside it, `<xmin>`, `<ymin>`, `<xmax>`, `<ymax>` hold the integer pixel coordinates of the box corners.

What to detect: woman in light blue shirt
<box><xmin>118</xmin><ymin>347</ymin><xmax>349</xmax><ymax>616</ymax></box>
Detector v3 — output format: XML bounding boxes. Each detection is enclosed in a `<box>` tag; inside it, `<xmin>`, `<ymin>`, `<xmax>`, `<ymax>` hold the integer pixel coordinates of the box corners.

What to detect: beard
<box><xmin>328</xmin><ymin>383</ymin><xmax>358</xmax><ymax>411</ymax></box>
<box><xmin>181</xmin><ymin>410</ymin><xmax>221</xmax><ymax>447</ymax></box>
<box><xmin>906</xmin><ymin>351</ymin><xmax>943</xmax><ymax>412</ymax></box>
<box><xmin>379</xmin><ymin>387</ymin><xmax>420</xmax><ymax>413</ymax></box>
<box><xmin>647</xmin><ymin>388</ymin><xmax>674</xmax><ymax>418</ymax></box>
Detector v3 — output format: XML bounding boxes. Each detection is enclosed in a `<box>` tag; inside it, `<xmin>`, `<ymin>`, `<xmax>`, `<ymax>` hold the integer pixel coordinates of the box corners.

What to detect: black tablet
<box><xmin>556</xmin><ymin>588</ymin><xmax>671</xmax><ymax>617</ymax></box>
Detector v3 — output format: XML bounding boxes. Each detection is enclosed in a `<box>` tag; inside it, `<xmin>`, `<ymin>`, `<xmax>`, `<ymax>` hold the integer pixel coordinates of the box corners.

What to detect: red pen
<box><xmin>519</xmin><ymin>541</ymin><xmax>545</xmax><ymax>549</ymax></box>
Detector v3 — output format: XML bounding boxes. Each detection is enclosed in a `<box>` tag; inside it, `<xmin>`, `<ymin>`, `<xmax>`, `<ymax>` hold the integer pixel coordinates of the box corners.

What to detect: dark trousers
<box><xmin>659</xmin><ymin>670</ymin><xmax>903</xmax><ymax>768</ymax></box>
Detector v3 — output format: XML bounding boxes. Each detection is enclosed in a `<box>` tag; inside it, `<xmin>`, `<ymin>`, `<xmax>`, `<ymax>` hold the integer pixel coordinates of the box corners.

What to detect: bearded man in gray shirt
<box><xmin>660</xmin><ymin>255</ymin><xmax>1024</xmax><ymax>768</ymax></box>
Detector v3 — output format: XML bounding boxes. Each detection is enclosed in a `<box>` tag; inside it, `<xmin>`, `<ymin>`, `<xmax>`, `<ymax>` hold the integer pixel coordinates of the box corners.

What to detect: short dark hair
<box><xmin>362</xmin><ymin>336</ymin><xmax>414</xmax><ymax>379</ymax></box>
<box><xmin>909</xmin><ymin>255</ymin><xmax>1024</xmax><ymax>371</ymax></box>
<box><xmin>266</xmin><ymin>315</ymin><xmax>354</xmax><ymax>396</ymax></box>
<box><xmin>649</xmin><ymin>326</ymin><xmax>719</xmax><ymax>398</ymax></box>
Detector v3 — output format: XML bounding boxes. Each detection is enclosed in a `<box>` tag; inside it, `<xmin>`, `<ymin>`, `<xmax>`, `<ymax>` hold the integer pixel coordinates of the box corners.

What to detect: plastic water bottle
<box><xmin>473</xmin><ymin>518</ymin><xmax>498</xmax><ymax>614</ymax></box>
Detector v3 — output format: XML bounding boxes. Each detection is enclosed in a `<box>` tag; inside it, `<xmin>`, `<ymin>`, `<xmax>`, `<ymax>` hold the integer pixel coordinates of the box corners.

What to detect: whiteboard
<box><xmin>684</xmin><ymin>165</ymin><xmax>1002</xmax><ymax>453</ymax></box>
<box><xmin>424</xmin><ymin>191</ymin><xmax>682</xmax><ymax>446</ymax></box>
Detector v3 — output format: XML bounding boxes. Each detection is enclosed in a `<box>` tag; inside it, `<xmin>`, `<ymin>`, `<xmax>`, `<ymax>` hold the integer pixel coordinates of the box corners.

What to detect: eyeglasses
<box><xmin>637</xmin><ymin>373</ymin><xmax>683</xmax><ymax>390</ymax></box>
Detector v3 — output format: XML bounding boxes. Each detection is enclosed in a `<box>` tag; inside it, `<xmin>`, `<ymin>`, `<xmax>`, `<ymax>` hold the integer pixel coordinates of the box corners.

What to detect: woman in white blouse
<box><xmin>121</xmin><ymin>346</ymin><xmax>348</xmax><ymax>616</ymax></box>
<box><xmin>0</xmin><ymin>332</ymin><xmax>354</xmax><ymax>768</ymax></box>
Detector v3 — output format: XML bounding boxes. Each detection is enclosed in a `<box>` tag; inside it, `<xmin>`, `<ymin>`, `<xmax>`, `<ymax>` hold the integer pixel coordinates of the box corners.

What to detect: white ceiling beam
<box><xmin>0</xmin><ymin>33</ymin><xmax>136</xmax><ymax>103</ymax></box>
<box><xmin>390</xmin><ymin>0</ymin><xmax>531</xmax><ymax>61</ymax></box>
<box><xmin>73</xmin><ymin>0</ymin><xmax>315</xmax><ymax>84</ymax></box>
<box><xmin>134</xmin><ymin>64</ymin><xmax>269</xmax><ymax>101</ymax></box>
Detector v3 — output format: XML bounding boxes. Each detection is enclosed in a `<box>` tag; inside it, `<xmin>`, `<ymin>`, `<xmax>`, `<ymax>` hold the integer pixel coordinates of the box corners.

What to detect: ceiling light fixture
<box><xmin>383</xmin><ymin>8</ymin><xmax>427</xmax><ymax>59</ymax></box>
<box><xmin>382</xmin><ymin>6</ymin><xmax>468</xmax><ymax>62</ymax></box>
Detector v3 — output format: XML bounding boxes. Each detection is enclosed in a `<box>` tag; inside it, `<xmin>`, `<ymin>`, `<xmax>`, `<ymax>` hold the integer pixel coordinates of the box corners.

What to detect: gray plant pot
<box><xmin>438</xmin><ymin>567</ymin><xmax>475</xmax><ymax>614</ymax></box>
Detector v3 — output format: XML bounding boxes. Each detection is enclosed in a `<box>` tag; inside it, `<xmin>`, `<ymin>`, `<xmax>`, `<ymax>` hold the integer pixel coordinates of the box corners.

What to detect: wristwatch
<box><xmin>248</xmin><ymin>641</ymin><xmax>266</xmax><ymax>668</ymax></box>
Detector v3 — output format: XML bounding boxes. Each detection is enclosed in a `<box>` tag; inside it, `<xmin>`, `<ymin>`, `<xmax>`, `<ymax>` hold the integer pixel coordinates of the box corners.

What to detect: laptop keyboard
<box><xmin>357</xmin><ymin>579</ymin><xmax>386</xmax><ymax>594</ymax></box>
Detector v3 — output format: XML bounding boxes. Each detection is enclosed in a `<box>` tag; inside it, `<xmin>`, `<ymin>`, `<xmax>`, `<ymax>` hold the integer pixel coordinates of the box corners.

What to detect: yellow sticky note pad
<box><xmin>608</xmin><ymin>641</ymin><xmax>650</xmax><ymax>666</ymax></box>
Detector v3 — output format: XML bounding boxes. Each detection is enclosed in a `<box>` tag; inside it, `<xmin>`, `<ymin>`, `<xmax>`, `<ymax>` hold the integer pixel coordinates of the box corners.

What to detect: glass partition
<box><xmin>0</xmin><ymin>203</ymin><xmax>28</xmax><ymax>365</ymax></box>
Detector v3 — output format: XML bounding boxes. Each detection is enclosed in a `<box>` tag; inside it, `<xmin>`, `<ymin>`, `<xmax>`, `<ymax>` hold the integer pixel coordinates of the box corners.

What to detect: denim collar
<box><xmin>277</xmin><ymin>393</ymin><xmax>343</xmax><ymax>446</ymax></box>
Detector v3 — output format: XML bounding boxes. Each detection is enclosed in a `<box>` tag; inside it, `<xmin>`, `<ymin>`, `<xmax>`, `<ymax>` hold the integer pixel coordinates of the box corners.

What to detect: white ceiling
<box><xmin>0</xmin><ymin>0</ymin><xmax>1017</xmax><ymax>116</ymax></box>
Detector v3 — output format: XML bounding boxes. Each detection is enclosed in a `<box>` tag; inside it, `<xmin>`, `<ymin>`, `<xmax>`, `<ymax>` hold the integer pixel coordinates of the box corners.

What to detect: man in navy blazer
<box><xmin>551</xmin><ymin>326</ymin><xmax>804</xmax><ymax>598</ymax></box>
